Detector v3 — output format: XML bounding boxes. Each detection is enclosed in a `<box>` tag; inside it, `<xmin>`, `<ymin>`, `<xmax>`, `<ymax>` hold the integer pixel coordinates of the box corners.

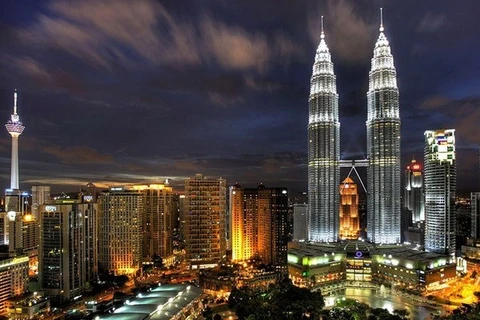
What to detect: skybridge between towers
<box><xmin>339</xmin><ymin>159</ymin><xmax>368</xmax><ymax>194</ymax></box>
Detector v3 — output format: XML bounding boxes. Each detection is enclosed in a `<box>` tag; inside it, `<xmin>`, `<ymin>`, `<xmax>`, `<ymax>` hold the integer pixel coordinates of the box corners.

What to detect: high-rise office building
<box><xmin>184</xmin><ymin>174</ymin><xmax>226</xmax><ymax>269</ymax></box>
<box><xmin>5</xmin><ymin>90</ymin><xmax>24</xmax><ymax>191</ymax></box>
<box><xmin>472</xmin><ymin>192</ymin><xmax>480</xmax><ymax>240</ymax></box>
<box><xmin>308</xmin><ymin>18</ymin><xmax>340</xmax><ymax>242</ymax></box>
<box><xmin>31</xmin><ymin>186</ymin><xmax>50</xmax><ymax>220</ymax></box>
<box><xmin>134</xmin><ymin>184</ymin><xmax>174</xmax><ymax>260</ymax></box>
<box><xmin>424</xmin><ymin>129</ymin><xmax>456</xmax><ymax>256</ymax></box>
<box><xmin>230</xmin><ymin>185</ymin><xmax>288</xmax><ymax>271</ymax></box>
<box><xmin>98</xmin><ymin>187</ymin><xmax>144</xmax><ymax>275</ymax></box>
<box><xmin>366</xmin><ymin>10</ymin><xmax>401</xmax><ymax>244</ymax></box>
<box><xmin>339</xmin><ymin>177</ymin><xmax>360</xmax><ymax>240</ymax></box>
<box><xmin>293</xmin><ymin>204</ymin><xmax>308</xmax><ymax>242</ymax></box>
<box><xmin>404</xmin><ymin>159</ymin><xmax>425</xmax><ymax>223</ymax></box>
<box><xmin>39</xmin><ymin>196</ymin><xmax>97</xmax><ymax>303</ymax></box>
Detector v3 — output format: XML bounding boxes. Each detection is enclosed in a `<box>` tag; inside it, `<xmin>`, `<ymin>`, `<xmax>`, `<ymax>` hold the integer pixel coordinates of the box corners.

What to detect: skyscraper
<box><xmin>39</xmin><ymin>197</ymin><xmax>98</xmax><ymax>303</ymax></box>
<box><xmin>5</xmin><ymin>90</ymin><xmax>25</xmax><ymax>190</ymax></box>
<box><xmin>404</xmin><ymin>159</ymin><xmax>425</xmax><ymax>222</ymax></box>
<box><xmin>366</xmin><ymin>10</ymin><xmax>401</xmax><ymax>244</ymax></box>
<box><xmin>424</xmin><ymin>129</ymin><xmax>456</xmax><ymax>256</ymax></box>
<box><xmin>98</xmin><ymin>187</ymin><xmax>144</xmax><ymax>275</ymax></box>
<box><xmin>308</xmin><ymin>17</ymin><xmax>340</xmax><ymax>242</ymax></box>
<box><xmin>339</xmin><ymin>177</ymin><xmax>360</xmax><ymax>240</ymax></box>
<box><xmin>184</xmin><ymin>174</ymin><xmax>226</xmax><ymax>269</ymax></box>
<box><xmin>472</xmin><ymin>192</ymin><xmax>480</xmax><ymax>240</ymax></box>
<box><xmin>135</xmin><ymin>184</ymin><xmax>174</xmax><ymax>260</ymax></box>
<box><xmin>230</xmin><ymin>184</ymin><xmax>288</xmax><ymax>271</ymax></box>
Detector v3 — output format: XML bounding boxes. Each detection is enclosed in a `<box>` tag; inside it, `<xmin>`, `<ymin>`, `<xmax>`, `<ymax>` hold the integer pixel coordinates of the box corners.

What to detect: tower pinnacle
<box><xmin>321</xmin><ymin>16</ymin><xmax>325</xmax><ymax>39</ymax></box>
<box><xmin>380</xmin><ymin>7</ymin><xmax>384</xmax><ymax>32</ymax></box>
<box><xmin>13</xmin><ymin>89</ymin><xmax>18</xmax><ymax>115</ymax></box>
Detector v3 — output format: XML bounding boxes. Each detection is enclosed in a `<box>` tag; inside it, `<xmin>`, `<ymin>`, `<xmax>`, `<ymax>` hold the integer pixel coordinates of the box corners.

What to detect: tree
<box><xmin>152</xmin><ymin>253</ymin><xmax>163</xmax><ymax>268</ymax></box>
<box><xmin>114</xmin><ymin>274</ymin><xmax>129</xmax><ymax>287</ymax></box>
<box><xmin>202</xmin><ymin>306</ymin><xmax>213</xmax><ymax>320</ymax></box>
<box><xmin>432</xmin><ymin>303</ymin><xmax>480</xmax><ymax>319</ymax></box>
<box><xmin>393</xmin><ymin>309</ymin><xmax>409</xmax><ymax>320</ymax></box>
<box><xmin>213</xmin><ymin>314</ymin><xmax>222</xmax><ymax>320</ymax></box>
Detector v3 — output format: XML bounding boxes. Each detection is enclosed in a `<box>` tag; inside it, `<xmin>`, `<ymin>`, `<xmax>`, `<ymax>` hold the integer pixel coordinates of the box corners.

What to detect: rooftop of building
<box><xmin>7</xmin><ymin>292</ymin><xmax>49</xmax><ymax>306</ymax></box>
<box><xmin>97</xmin><ymin>284</ymin><xmax>202</xmax><ymax>320</ymax></box>
<box><xmin>289</xmin><ymin>241</ymin><xmax>451</xmax><ymax>263</ymax></box>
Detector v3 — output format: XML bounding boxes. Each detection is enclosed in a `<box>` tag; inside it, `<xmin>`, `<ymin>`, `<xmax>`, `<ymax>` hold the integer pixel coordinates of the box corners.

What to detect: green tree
<box><xmin>432</xmin><ymin>303</ymin><xmax>480</xmax><ymax>320</ymax></box>
<box><xmin>393</xmin><ymin>309</ymin><xmax>409</xmax><ymax>320</ymax></box>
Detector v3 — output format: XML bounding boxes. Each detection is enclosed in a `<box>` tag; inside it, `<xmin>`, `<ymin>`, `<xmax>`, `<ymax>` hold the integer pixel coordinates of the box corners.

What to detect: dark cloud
<box><xmin>308</xmin><ymin>0</ymin><xmax>375</xmax><ymax>64</ymax></box>
<box><xmin>420</xmin><ymin>96</ymin><xmax>480</xmax><ymax>145</ymax></box>
<box><xmin>417</xmin><ymin>13</ymin><xmax>445</xmax><ymax>33</ymax></box>
<box><xmin>0</xmin><ymin>1</ymin><xmax>478</xmax><ymax>195</ymax></box>
<box><xmin>43</xmin><ymin>145</ymin><xmax>115</xmax><ymax>164</ymax></box>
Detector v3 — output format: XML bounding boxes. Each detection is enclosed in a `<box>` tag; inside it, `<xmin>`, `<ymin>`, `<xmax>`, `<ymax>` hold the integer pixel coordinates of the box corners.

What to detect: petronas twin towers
<box><xmin>308</xmin><ymin>11</ymin><xmax>401</xmax><ymax>244</ymax></box>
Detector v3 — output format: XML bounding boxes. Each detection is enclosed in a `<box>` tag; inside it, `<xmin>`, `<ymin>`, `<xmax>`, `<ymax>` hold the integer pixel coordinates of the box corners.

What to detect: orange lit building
<box><xmin>132</xmin><ymin>184</ymin><xmax>175</xmax><ymax>260</ymax></box>
<box><xmin>339</xmin><ymin>177</ymin><xmax>359</xmax><ymax>239</ymax></box>
<box><xmin>230</xmin><ymin>184</ymin><xmax>288</xmax><ymax>272</ymax></box>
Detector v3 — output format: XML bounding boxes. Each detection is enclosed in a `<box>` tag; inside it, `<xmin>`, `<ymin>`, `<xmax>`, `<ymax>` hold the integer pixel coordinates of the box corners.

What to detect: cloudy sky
<box><xmin>0</xmin><ymin>0</ymin><xmax>478</xmax><ymax>195</ymax></box>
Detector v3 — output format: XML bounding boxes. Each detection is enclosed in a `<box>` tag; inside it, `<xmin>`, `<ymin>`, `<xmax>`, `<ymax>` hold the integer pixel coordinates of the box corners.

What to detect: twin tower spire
<box><xmin>308</xmin><ymin>9</ymin><xmax>401</xmax><ymax>244</ymax></box>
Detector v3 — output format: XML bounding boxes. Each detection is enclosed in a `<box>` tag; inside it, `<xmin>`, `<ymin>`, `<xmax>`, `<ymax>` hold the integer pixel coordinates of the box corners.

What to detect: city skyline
<box><xmin>0</xmin><ymin>1</ymin><xmax>479</xmax><ymax>195</ymax></box>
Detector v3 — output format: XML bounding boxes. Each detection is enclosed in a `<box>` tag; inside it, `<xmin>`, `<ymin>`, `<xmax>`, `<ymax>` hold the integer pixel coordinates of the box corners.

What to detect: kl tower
<box><xmin>5</xmin><ymin>89</ymin><xmax>25</xmax><ymax>190</ymax></box>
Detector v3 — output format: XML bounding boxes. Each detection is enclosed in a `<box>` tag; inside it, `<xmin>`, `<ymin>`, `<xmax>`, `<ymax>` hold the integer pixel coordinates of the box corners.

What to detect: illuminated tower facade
<box><xmin>184</xmin><ymin>174</ymin><xmax>226</xmax><ymax>269</ymax></box>
<box><xmin>230</xmin><ymin>184</ymin><xmax>288</xmax><ymax>271</ymax></box>
<box><xmin>308</xmin><ymin>18</ymin><xmax>340</xmax><ymax>242</ymax></box>
<box><xmin>424</xmin><ymin>129</ymin><xmax>456</xmax><ymax>256</ymax></box>
<box><xmin>404</xmin><ymin>159</ymin><xmax>425</xmax><ymax>222</ymax></box>
<box><xmin>136</xmin><ymin>184</ymin><xmax>174</xmax><ymax>259</ymax></box>
<box><xmin>98</xmin><ymin>187</ymin><xmax>143</xmax><ymax>275</ymax></box>
<box><xmin>366</xmin><ymin>10</ymin><xmax>401</xmax><ymax>244</ymax></box>
<box><xmin>5</xmin><ymin>90</ymin><xmax>25</xmax><ymax>190</ymax></box>
<box><xmin>339</xmin><ymin>177</ymin><xmax>360</xmax><ymax>239</ymax></box>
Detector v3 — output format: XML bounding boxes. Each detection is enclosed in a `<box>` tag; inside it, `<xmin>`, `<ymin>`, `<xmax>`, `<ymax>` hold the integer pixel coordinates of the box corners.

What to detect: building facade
<box><xmin>404</xmin><ymin>159</ymin><xmax>425</xmax><ymax>223</ymax></box>
<box><xmin>424</xmin><ymin>129</ymin><xmax>456</xmax><ymax>256</ymax></box>
<box><xmin>293</xmin><ymin>204</ymin><xmax>308</xmax><ymax>242</ymax></box>
<box><xmin>184</xmin><ymin>174</ymin><xmax>226</xmax><ymax>269</ymax></box>
<box><xmin>98</xmin><ymin>187</ymin><xmax>143</xmax><ymax>275</ymax></box>
<box><xmin>0</xmin><ymin>256</ymin><xmax>28</xmax><ymax>315</ymax></box>
<box><xmin>39</xmin><ymin>198</ymin><xmax>97</xmax><ymax>304</ymax></box>
<box><xmin>288</xmin><ymin>242</ymin><xmax>454</xmax><ymax>292</ymax></box>
<box><xmin>136</xmin><ymin>184</ymin><xmax>175</xmax><ymax>260</ymax></box>
<box><xmin>366</xmin><ymin>14</ymin><xmax>401</xmax><ymax>244</ymax></box>
<box><xmin>307</xmin><ymin>20</ymin><xmax>340</xmax><ymax>242</ymax></box>
<box><xmin>230</xmin><ymin>185</ymin><xmax>288</xmax><ymax>271</ymax></box>
<box><xmin>31</xmin><ymin>186</ymin><xmax>50</xmax><ymax>220</ymax></box>
<box><xmin>472</xmin><ymin>192</ymin><xmax>480</xmax><ymax>240</ymax></box>
<box><xmin>339</xmin><ymin>177</ymin><xmax>360</xmax><ymax>240</ymax></box>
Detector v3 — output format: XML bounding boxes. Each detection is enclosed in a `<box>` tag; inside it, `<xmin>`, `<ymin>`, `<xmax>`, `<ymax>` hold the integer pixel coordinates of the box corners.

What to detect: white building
<box><xmin>424</xmin><ymin>129</ymin><xmax>456</xmax><ymax>257</ymax></box>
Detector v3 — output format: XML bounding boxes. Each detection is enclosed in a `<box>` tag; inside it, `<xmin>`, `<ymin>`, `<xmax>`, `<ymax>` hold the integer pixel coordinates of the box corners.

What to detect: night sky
<box><xmin>0</xmin><ymin>0</ymin><xmax>479</xmax><ymax>195</ymax></box>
